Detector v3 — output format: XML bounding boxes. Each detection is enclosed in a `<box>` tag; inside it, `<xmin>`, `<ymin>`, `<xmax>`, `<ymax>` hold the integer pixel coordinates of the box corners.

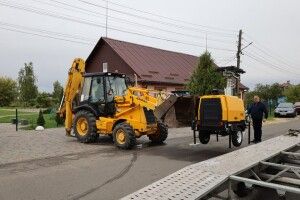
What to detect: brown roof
<box><xmin>87</xmin><ymin>37</ymin><xmax>248</xmax><ymax>89</ymax></box>
<box><xmin>239</xmin><ymin>82</ymin><xmax>249</xmax><ymax>90</ymax></box>
<box><xmin>90</xmin><ymin>37</ymin><xmax>199</xmax><ymax>84</ymax></box>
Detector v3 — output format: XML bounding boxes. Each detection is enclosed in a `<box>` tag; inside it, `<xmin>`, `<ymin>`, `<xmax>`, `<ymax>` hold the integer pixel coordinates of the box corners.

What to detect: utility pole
<box><xmin>235</xmin><ymin>29</ymin><xmax>242</xmax><ymax>96</ymax></box>
<box><xmin>236</xmin><ymin>29</ymin><xmax>242</xmax><ymax>69</ymax></box>
<box><xmin>105</xmin><ymin>0</ymin><xmax>108</xmax><ymax>37</ymax></box>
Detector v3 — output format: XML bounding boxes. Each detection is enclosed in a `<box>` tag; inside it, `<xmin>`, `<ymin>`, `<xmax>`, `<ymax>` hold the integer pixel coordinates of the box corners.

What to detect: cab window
<box><xmin>81</xmin><ymin>77</ymin><xmax>92</xmax><ymax>102</ymax></box>
<box><xmin>90</xmin><ymin>77</ymin><xmax>105</xmax><ymax>103</ymax></box>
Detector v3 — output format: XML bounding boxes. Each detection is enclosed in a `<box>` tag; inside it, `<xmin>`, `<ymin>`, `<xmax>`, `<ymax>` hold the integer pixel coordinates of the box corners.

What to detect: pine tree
<box><xmin>37</xmin><ymin>109</ymin><xmax>45</xmax><ymax>127</ymax></box>
<box><xmin>187</xmin><ymin>52</ymin><xmax>226</xmax><ymax>95</ymax></box>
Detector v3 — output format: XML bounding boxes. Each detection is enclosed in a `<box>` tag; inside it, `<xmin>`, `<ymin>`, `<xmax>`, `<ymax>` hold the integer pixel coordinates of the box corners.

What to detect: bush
<box><xmin>55</xmin><ymin>113</ymin><xmax>64</xmax><ymax>125</ymax></box>
<box><xmin>43</xmin><ymin>107</ymin><xmax>52</xmax><ymax>114</ymax></box>
<box><xmin>36</xmin><ymin>92</ymin><xmax>53</xmax><ymax>108</ymax></box>
<box><xmin>36</xmin><ymin>109</ymin><xmax>45</xmax><ymax>126</ymax></box>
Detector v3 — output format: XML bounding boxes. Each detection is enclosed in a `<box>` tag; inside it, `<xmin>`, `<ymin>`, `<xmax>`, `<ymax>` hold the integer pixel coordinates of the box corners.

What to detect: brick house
<box><xmin>86</xmin><ymin>37</ymin><xmax>248</xmax><ymax>94</ymax></box>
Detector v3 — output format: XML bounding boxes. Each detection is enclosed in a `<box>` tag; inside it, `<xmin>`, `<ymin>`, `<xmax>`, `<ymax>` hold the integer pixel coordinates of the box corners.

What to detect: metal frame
<box><xmin>227</xmin><ymin>137</ymin><xmax>300</xmax><ymax>199</ymax></box>
<box><xmin>122</xmin><ymin>130</ymin><xmax>300</xmax><ymax>200</ymax></box>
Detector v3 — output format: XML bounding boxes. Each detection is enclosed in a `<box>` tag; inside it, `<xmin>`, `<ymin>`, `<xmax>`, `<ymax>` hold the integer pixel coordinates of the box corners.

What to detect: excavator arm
<box><xmin>58</xmin><ymin>58</ymin><xmax>85</xmax><ymax>135</ymax></box>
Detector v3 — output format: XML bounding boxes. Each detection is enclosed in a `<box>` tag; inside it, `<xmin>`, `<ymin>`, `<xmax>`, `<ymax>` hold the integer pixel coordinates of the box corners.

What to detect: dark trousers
<box><xmin>252</xmin><ymin>119</ymin><xmax>262</xmax><ymax>142</ymax></box>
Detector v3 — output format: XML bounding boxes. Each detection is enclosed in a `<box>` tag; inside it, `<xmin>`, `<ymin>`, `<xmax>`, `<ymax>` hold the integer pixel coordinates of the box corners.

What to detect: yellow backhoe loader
<box><xmin>58</xmin><ymin>58</ymin><xmax>176</xmax><ymax>149</ymax></box>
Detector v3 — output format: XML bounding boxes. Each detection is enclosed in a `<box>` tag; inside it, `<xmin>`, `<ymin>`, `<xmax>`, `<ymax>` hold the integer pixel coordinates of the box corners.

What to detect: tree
<box><xmin>269</xmin><ymin>83</ymin><xmax>283</xmax><ymax>102</ymax></box>
<box><xmin>18</xmin><ymin>62</ymin><xmax>38</xmax><ymax>105</ymax></box>
<box><xmin>36</xmin><ymin>92</ymin><xmax>53</xmax><ymax>108</ymax></box>
<box><xmin>0</xmin><ymin>77</ymin><xmax>18</xmax><ymax>106</ymax></box>
<box><xmin>187</xmin><ymin>52</ymin><xmax>226</xmax><ymax>95</ymax></box>
<box><xmin>52</xmin><ymin>80</ymin><xmax>64</xmax><ymax>104</ymax></box>
<box><xmin>284</xmin><ymin>85</ymin><xmax>300</xmax><ymax>103</ymax></box>
<box><xmin>248</xmin><ymin>83</ymin><xmax>283</xmax><ymax>102</ymax></box>
<box><xmin>37</xmin><ymin>109</ymin><xmax>45</xmax><ymax>126</ymax></box>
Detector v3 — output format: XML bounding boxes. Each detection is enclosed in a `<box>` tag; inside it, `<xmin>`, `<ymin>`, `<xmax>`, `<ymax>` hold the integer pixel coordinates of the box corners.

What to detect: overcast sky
<box><xmin>0</xmin><ymin>0</ymin><xmax>299</xmax><ymax>92</ymax></box>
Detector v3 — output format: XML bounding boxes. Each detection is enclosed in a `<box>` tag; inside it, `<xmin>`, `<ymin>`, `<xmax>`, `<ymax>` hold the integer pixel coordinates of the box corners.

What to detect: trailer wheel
<box><xmin>233</xmin><ymin>182</ymin><xmax>249</xmax><ymax>197</ymax></box>
<box><xmin>113</xmin><ymin>122</ymin><xmax>136</xmax><ymax>149</ymax></box>
<box><xmin>73</xmin><ymin>110</ymin><xmax>99</xmax><ymax>143</ymax></box>
<box><xmin>232</xmin><ymin>129</ymin><xmax>243</xmax><ymax>147</ymax></box>
<box><xmin>199</xmin><ymin>131</ymin><xmax>210</xmax><ymax>144</ymax></box>
<box><xmin>148</xmin><ymin>122</ymin><xmax>168</xmax><ymax>144</ymax></box>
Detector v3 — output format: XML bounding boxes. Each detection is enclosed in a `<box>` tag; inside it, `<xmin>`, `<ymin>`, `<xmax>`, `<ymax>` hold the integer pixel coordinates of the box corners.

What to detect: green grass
<box><xmin>267</xmin><ymin>112</ymin><xmax>275</xmax><ymax>121</ymax></box>
<box><xmin>0</xmin><ymin>108</ymin><xmax>29</xmax><ymax>116</ymax></box>
<box><xmin>19</xmin><ymin>114</ymin><xmax>61</xmax><ymax>130</ymax></box>
<box><xmin>0</xmin><ymin>108</ymin><xmax>63</xmax><ymax>130</ymax></box>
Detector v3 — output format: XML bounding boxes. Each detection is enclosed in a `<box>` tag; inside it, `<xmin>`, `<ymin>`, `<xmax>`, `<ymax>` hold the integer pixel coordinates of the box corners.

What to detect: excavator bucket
<box><xmin>154</xmin><ymin>95</ymin><xmax>197</xmax><ymax>127</ymax></box>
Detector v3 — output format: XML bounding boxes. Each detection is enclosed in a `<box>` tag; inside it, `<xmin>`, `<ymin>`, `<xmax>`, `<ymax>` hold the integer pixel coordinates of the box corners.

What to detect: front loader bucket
<box><xmin>161</xmin><ymin>96</ymin><xmax>197</xmax><ymax>128</ymax></box>
<box><xmin>154</xmin><ymin>95</ymin><xmax>178</xmax><ymax>121</ymax></box>
<box><xmin>174</xmin><ymin>96</ymin><xmax>196</xmax><ymax>126</ymax></box>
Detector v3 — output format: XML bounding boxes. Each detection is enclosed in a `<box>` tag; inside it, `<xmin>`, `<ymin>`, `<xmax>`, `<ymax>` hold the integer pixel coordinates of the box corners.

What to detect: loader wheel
<box><xmin>113</xmin><ymin>123</ymin><xmax>136</xmax><ymax>149</ymax></box>
<box><xmin>73</xmin><ymin>110</ymin><xmax>99</xmax><ymax>143</ymax></box>
<box><xmin>148</xmin><ymin>123</ymin><xmax>168</xmax><ymax>144</ymax></box>
<box><xmin>199</xmin><ymin>131</ymin><xmax>210</xmax><ymax>144</ymax></box>
<box><xmin>232</xmin><ymin>129</ymin><xmax>243</xmax><ymax>147</ymax></box>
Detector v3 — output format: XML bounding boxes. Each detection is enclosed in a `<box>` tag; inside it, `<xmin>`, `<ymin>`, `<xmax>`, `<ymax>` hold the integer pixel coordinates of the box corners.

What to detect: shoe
<box><xmin>251</xmin><ymin>140</ymin><xmax>257</xmax><ymax>143</ymax></box>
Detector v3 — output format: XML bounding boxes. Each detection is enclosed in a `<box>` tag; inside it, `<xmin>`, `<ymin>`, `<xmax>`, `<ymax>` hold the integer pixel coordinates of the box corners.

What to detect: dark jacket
<box><xmin>247</xmin><ymin>102</ymin><xmax>268</xmax><ymax>120</ymax></box>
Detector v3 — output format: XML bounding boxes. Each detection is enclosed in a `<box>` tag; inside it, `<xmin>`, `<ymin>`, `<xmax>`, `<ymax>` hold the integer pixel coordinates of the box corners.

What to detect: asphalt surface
<box><xmin>0</xmin><ymin>117</ymin><xmax>299</xmax><ymax>200</ymax></box>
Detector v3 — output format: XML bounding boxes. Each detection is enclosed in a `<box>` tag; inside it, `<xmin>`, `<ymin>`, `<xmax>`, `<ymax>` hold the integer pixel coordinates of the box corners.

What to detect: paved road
<box><xmin>0</xmin><ymin>117</ymin><xmax>299</xmax><ymax>200</ymax></box>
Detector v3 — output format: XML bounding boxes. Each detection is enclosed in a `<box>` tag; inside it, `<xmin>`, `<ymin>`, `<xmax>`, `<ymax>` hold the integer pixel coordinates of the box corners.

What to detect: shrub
<box><xmin>55</xmin><ymin>113</ymin><xmax>64</xmax><ymax>126</ymax></box>
<box><xmin>36</xmin><ymin>109</ymin><xmax>45</xmax><ymax>126</ymax></box>
<box><xmin>43</xmin><ymin>107</ymin><xmax>52</xmax><ymax>114</ymax></box>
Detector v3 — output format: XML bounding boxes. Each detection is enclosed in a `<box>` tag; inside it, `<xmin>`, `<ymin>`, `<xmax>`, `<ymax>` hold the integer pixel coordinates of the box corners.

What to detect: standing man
<box><xmin>247</xmin><ymin>95</ymin><xmax>268</xmax><ymax>143</ymax></box>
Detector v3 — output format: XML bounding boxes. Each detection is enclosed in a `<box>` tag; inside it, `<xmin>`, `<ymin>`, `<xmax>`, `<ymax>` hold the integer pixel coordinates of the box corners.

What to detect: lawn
<box><xmin>0</xmin><ymin>108</ymin><xmax>30</xmax><ymax>116</ymax></box>
<box><xmin>267</xmin><ymin>112</ymin><xmax>275</xmax><ymax>121</ymax></box>
<box><xmin>0</xmin><ymin>108</ymin><xmax>62</xmax><ymax>129</ymax></box>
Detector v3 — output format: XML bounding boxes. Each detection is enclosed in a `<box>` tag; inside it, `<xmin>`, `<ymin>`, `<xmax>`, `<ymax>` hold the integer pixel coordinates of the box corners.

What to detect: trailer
<box><xmin>122</xmin><ymin>129</ymin><xmax>300</xmax><ymax>200</ymax></box>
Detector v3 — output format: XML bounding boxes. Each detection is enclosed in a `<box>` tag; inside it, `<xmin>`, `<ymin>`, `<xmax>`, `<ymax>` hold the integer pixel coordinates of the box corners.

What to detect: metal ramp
<box><xmin>122</xmin><ymin>132</ymin><xmax>300</xmax><ymax>200</ymax></box>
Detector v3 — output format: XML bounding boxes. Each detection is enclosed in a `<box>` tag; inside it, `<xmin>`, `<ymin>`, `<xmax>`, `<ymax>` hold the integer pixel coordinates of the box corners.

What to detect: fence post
<box><xmin>248</xmin><ymin>120</ymin><xmax>251</xmax><ymax>144</ymax></box>
<box><xmin>15</xmin><ymin>109</ymin><xmax>18</xmax><ymax>131</ymax></box>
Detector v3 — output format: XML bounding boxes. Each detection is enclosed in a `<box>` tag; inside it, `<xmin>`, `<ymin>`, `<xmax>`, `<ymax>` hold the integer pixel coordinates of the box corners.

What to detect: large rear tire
<box><xmin>148</xmin><ymin>122</ymin><xmax>168</xmax><ymax>144</ymax></box>
<box><xmin>232</xmin><ymin>129</ymin><xmax>243</xmax><ymax>147</ymax></box>
<box><xmin>199</xmin><ymin>131</ymin><xmax>210</xmax><ymax>144</ymax></box>
<box><xmin>113</xmin><ymin>122</ymin><xmax>136</xmax><ymax>149</ymax></box>
<box><xmin>73</xmin><ymin>110</ymin><xmax>99</xmax><ymax>143</ymax></box>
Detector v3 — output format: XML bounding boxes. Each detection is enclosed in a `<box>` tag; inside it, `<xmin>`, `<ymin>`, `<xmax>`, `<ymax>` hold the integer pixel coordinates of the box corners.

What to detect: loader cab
<box><xmin>79</xmin><ymin>72</ymin><xmax>128</xmax><ymax>117</ymax></box>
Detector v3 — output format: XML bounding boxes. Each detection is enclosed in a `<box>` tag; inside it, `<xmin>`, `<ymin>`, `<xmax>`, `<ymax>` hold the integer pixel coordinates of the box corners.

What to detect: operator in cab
<box><xmin>247</xmin><ymin>95</ymin><xmax>268</xmax><ymax>143</ymax></box>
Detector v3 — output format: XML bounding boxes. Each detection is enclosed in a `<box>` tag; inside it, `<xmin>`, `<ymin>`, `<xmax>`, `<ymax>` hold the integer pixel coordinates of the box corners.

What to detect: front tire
<box><xmin>199</xmin><ymin>131</ymin><xmax>210</xmax><ymax>144</ymax></box>
<box><xmin>73</xmin><ymin>110</ymin><xmax>99</xmax><ymax>143</ymax></box>
<box><xmin>148</xmin><ymin>122</ymin><xmax>168</xmax><ymax>144</ymax></box>
<box><xmin>113</xmin><ymin>122</ymin><xmax>136</xmax><ymax>149</ymax></box>
<box><xmin>232</xmin><ymin>129</ymin><xmax>243</xmax><ymax>147</ymax></box>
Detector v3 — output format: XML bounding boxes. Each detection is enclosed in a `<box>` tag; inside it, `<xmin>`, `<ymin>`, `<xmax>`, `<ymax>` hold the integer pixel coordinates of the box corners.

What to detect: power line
<box><xmin>0</xmin><ymin>25</ymin><xmax>92</xmax><ymax>45</ymax></box>
<box><xmin>0</xmin><ymin>1</ymin><xmax>236</xmax><ymax>52</ymax></box>
<box><xmin>78</xmin><ymin>0</ymin><xmax>237</xmax><ymax>38</ymax></box>
<box><xmin>97</xmin><ymin>0</ymin><xmax>238</xmax><ymax>33</ymax></box>
<box><xmin>244</xmin><ymin>33</ymin><xmax>300</xmax><ymax>72</ymax></box>
<box><xmin>222</xmin><ymin>56</ymin><xmax>236</xmax><ymax>66</ymax></box>
<box><xmin>245</xmin><ymin>48</ymin><xmax>300</xmax><ymax>74</ymax></box>
<box><xmin>30</xmin><ymin>0</ymin><xmax>235</xmax><ymax>45</ymax></box>
<box><xmin>244</xmin><ymin>52</ymin><xmax>300</xmax><ymax>76</ymax></box>
<box><xmin>0</xmin><ymin>21</ymin><xmax>93</xmax><ymax>42</ymax></box>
